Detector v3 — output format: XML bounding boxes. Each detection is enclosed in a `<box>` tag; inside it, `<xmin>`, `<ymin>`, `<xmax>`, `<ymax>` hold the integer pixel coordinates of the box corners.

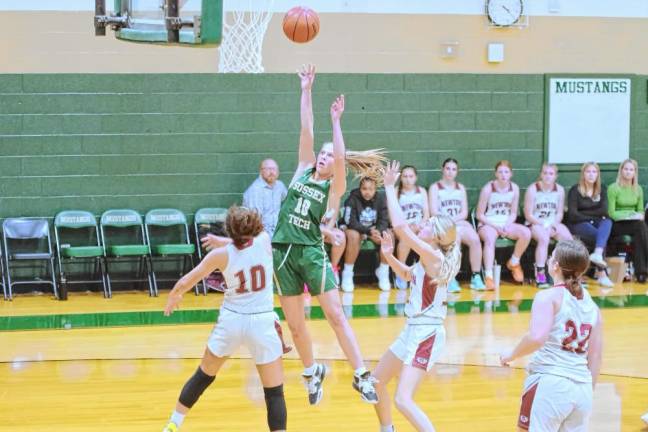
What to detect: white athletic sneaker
<box><xmin>341</xmin><ymin>269</ymin><xmax>355</xmax><ymax>292</ymax></box>
<box><xmin>589</xmin><ymin>253</ymin><xmax>607</xmax><ymax>268</ymax></box>
<box><xmin>375</xmin><ymin>266</ymin><xmax>391</xmax><ymax>291</ymax></box>
<box><xmin>597</xmin><ymin>275</ymin><xmax>614</xmax><ymax>288</ymax></box>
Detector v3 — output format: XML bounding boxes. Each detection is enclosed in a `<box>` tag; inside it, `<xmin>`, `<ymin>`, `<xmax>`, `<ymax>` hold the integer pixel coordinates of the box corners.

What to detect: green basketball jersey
<box><xmin>272</xmin><ymin>168</ymin><xmax>330</xmax><ymax>246</ymax></box>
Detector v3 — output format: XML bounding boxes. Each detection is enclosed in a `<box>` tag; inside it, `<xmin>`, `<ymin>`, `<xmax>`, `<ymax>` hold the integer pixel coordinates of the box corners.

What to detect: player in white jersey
<box><xmin>524</xmin><ymin>164</ymin><xmax>573</xmax><ymax>289</ymax></box>
<box><xmin>162</xmin><ymin>206</ymin><xmax>289</xmax><ymax>432</ymax></box>
<box><xmin>429</xmin><ymin>158</ymin><xmax>486</xmax><ymax>292</ymax></box>
<box><xmin>371</xmin><ymin>160</ymin><xmax>462</xmax><ymax>432</ymax></box>
<box><xmin>394</xmin><ymin>165</ymin><xmax>430</xmax><ymax>290</ymax></box>
<box><xmin>501</xmin><ymin>239</ymin><xmax>603</xmax><ymax>432</ymax></box>
<box><xmin>476</xmin><ymin>160</ymin><xmax>531</xmax><ymax>290</ymax></box>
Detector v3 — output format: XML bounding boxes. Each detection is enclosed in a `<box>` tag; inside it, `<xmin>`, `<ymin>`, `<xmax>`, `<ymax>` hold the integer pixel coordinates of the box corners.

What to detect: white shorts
<box><xmin>389</xmin><ymin>324</ymin><xmax>445</xmax><ymax>372</ymax></box>
<box><xmin>518</xmin><ymin>373</ymin><xmax>593</xmax><ymax>432</ymax></box>
<box><xmin>207</xmin><ymin>308</ymin><xmax>285</xmax><ymax>365</ymax></box>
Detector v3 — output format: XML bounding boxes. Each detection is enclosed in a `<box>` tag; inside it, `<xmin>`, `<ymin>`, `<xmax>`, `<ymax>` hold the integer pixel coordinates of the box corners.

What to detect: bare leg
<box><xmin>394</xmin><ymin>365</ymin><xmax>435</xmax><ymax>431</ymax></box>
<box><xmin>479</xmin><ymin>225</ymin><xmax>498</xmax><ymax>272</ymax></box>
<box><xmin>458</xmin><ymin>221</ymin><xmax>482</xmax><ymax>272</ymax></box>
<box><xmin>373</xmin><ymin>350</ymin><xmax>403</xmax><ymax>428</ymax></box>
<box><xmin>278</xmin><ymin>295</ymin><xmax>314</xmax><ymax>368</ymax></box>
<box><xmin>531</xmin><ymin>225</ymin><xmax>551</xmax><ymax>268</ymax></box>
<box><xmin>506</xmin><ymin>223</ymin><xmax>532</xmax><ymax>259</ymax></box>
<box><xmin>317</xmin><ymin>289</ymin><xmax>364</xmax><ymax>369</ymax></box>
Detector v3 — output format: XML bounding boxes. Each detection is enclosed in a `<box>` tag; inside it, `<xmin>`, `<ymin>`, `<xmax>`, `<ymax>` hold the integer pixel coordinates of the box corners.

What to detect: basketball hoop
<box><xmin>218</xmin><ymin>0</ymin><xmax>275</xmax><ymax>73</ymax></box>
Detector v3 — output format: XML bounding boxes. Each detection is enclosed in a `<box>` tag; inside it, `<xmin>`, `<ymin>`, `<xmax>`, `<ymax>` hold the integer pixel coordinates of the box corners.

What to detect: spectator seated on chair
<box><xmin>523</xmin><ymin>163</ymin><xmax>573</xmax><ymax>289</ymax></box>
<box><xmin>242</xmin><ymin>158</ymin><xmax>288</xmax><ymax>237</ymax></box>
<box><xmin>476</xmin><ymin>160</ymin><xmax>531</xmax><ymax>290</ymax></box>
<box><xmin>339</xmin><ymin>177</ymin><xmax>391</xmax><ymax>292</ymax></box>
<box><xmin>607</xmin><ymin>159</ymin><xmax>648</xmax><ymax>284</ymax></box>
<box><xmin>566</xmin><ymin>162</ymin><xmax>614</xmax><ymax>287</ymax></box>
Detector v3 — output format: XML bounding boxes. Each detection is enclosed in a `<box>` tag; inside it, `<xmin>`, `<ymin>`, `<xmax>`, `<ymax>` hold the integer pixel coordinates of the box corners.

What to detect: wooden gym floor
<box><xmin>1</xmin><ymin>279</ymin><xmax>647</xmax><ymax>431</ymax></box>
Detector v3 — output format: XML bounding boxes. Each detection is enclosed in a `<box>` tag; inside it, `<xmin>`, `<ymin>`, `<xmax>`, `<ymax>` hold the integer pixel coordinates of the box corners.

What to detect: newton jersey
<box><xmin>528</xmin><ymin>286</ymin><xmax>599</xmax><ymax>383</ymax></box>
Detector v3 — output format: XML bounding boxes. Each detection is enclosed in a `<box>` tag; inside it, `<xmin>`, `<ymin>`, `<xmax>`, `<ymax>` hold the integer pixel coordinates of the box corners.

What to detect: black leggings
<box><xmin>611</xmin><ymin>220</ymin><xmax>648</xmax><ymax>275</ymax></box>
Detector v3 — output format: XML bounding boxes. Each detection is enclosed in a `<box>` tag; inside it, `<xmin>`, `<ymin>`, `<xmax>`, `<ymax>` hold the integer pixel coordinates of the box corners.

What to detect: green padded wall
<box><xmin>0</xmin><ymin>74</ymin><xmax>646</xmax><ymax>219</ymax></box>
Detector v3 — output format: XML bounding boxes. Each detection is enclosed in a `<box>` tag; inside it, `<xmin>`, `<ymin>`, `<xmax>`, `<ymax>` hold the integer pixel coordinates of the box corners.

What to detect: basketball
<box><xmin>282</xmin><ymin>6</ymin><xmax>320</xmax><ymax>43</ymax></box>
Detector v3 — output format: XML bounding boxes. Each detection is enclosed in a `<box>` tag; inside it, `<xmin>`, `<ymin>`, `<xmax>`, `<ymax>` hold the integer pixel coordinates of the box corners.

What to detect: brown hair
<box><xmin>615</xmin><ymin>158</ymin><xmax>639</xmax><ymax>194</ymax></box>
<box><xmin>577</xmin><ymin>162</ymin><xmax>601</xmax><ymax>199</ymax></box>
<box><xmin>397</xmin><ymin>165</ymin><xmax>418</xmax><ymax>197</ymax></box>
<box><xmin>225</xmin><ymin>205</ymin><xmax>264</xmax><ymax>247</ymax></box>
<box><xmin>495</xmin><ymin>160</ymin><xmax>513</xmax><ymax>171</ymax></box>
<box><xmin>552</xmin><ymin>240</ymin><xmax>590</xmax><ymax>298</ymax></box>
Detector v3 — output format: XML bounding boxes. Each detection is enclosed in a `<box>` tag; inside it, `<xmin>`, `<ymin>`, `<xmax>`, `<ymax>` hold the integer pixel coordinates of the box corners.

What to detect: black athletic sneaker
<box><xmin>352</xmin><ymin>371</ymin><xmax>378</xmax><ymax>404</ymax></box>
<box><xmin>302</xmin><ymin>363</ymin><xmax>326</xmax><ymax>406</ymax></box>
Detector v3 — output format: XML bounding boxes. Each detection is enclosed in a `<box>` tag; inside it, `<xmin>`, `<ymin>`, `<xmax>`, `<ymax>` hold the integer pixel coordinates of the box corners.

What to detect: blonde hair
<box><xmin>537</xmin><ymin>163</ymin><xmax>558</xmax><ymax>182</ymax></box>
<box><xmin>577</xmin><ymin>162</ymin><xmax>601</xmax><ymax>199</ymax></box>
<box><xmin>615</xmin><ymin>158</ymin><xmax>639</xmax><ymax>194</ymax></box>
<box><xmin>344</xmin><ymin>148</ymin><xmax>389</xmax><ymax>186</ymax></box>
<box><xmin>427</xmin><ymin>215</ymin><xmax>461</xmax><ymax>286</ymax></box>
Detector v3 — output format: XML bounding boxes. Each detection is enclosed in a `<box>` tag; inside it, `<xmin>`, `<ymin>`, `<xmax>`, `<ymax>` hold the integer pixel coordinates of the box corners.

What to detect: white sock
<box><xmin>303</xmin><ymin>364</ymin><xmax>317</xmax><ymax>376</ymax></box>
<box><xmin>484</xmin><ymin>269</ymin><xmax>493</xmax><ymax>278</ymax></box>
<box><xmin>354</xmin><ymin>366</ymin><xmax>368</xmax><ymax>377</ymax></box>
<box><xmin>344</xmin><ymin>264</ymin><xmax>354</xmax><ymax>273</ymax></box>
<box><xmin>510</xmin><ymin>255</ymin><xmax>520</xmax><ymax>265</ymax></box>
<box><xmin>380</xmin><ymin>426</ymin><xmax>394</xmax><ymax>432</ymax></box>
<box><xmin>170</xmin><ymin>410</ymin><xmax>185</xmax><ymax>427</ymax></box>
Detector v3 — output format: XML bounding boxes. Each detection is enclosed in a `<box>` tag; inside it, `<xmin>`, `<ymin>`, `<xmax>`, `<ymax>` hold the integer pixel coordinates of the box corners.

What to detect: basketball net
<box><xmin>218</xmin><ymin>0</ymin><xmax>275</xmax><ymax>73</ymax></box>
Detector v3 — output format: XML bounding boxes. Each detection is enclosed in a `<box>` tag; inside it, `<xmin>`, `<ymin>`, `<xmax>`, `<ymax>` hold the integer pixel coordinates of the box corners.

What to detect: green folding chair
<box><xmin>145</xmin><ymin>208</ymin><xmax>196</xmax><ymax>295</ymax></box>
<box><xmin>100</xmin><ymin>209</ymin><xmax>154</xmax><ymax>296</ymax></box>
<box><xmin>54</xmin><ymin>210</ymin><xmax>108</xmax><ymax>299</ymax></box>
<box><xmin>194</xmin><ymin>208</ymin><xmax>227</xmax><ymax>295</ymax></box>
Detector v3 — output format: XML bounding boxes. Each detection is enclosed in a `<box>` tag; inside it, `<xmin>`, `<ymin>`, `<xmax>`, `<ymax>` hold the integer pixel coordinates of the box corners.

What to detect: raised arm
<box><xmin>383</xmin><ymin>161</ymin><xmax>437</xmax><ymax>263</ymax></box>
<box><xmin>329</xmin><ymin>95</ymin><xmax>347</xmax><ymax>197</ymax></box>
<box><xmin>165</xmin><ymin>247</ymin><xmax>229</xmax><ymax>315</ymax></box>
<box><xmin>293</xmin><ymin>64</ymin><xmax>316</xmax><ymax>183</ymax></box>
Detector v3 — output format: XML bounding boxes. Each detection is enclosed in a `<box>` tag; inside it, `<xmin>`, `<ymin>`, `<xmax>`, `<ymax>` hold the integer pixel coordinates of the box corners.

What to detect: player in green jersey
<box><xmin>272</xmin><ymin>64</ymin><xmax>384</xmax><ymax>406</ymax></box>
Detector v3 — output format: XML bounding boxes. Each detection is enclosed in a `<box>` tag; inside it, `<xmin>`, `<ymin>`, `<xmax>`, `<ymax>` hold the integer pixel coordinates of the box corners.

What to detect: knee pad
<box><xmin>178</xmin><ymin>367</ymin><xmax>215</xmax><ymax>408</ymax></box>
<box><xmin>264</xmin><ymin>384</ymin><xmax>287</xmax><ymax>431</ymax></box>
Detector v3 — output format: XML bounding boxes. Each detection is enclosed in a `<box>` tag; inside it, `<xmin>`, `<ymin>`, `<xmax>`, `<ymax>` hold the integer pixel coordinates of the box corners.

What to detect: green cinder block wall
<box><xmin>0</xmin><ymin>73</ymin><xmax>646</xmax><ymax>219</ymax></box>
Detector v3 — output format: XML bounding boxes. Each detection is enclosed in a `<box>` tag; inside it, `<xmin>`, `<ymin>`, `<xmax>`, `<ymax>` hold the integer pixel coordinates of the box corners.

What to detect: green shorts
<box><xmin>272</xmin><ymin>243</ymin><xmax>337</xmax><ymax>296</ymax></box>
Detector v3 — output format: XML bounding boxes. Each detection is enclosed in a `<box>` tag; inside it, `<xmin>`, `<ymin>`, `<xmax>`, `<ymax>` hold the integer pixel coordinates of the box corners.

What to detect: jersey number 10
<box><xmin>234</xmin><ymin>265</ymin><xmax>266</xmax><ymax>294</ymax></box>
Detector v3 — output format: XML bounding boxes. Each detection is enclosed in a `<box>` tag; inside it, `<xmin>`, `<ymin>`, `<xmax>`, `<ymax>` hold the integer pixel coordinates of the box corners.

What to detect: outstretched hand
<box><xmin>298</xmin><ymin>64</ymin><xmax>316</xmax><ymax>91</ymax></box>
<box><xmin>330</xmin><ymin>94</ymin><xmax>345</xmax><ymax>121</ymax></box>
<box><xmin>382</xmin><ymin>160</ymin><xmax>401</xmax><ymax>188</ymax></box>
<box><xmin>380</xmin><ymin>231</ymin><xmax>394</xmax><ymax>256</ymax></box>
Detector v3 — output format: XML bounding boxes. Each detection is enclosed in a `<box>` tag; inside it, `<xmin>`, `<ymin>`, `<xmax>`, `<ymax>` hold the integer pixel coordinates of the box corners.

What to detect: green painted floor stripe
<box><xmin>1</xmin><ymin>294</ymin><xmax>647</xmax><ymax>332</ymax></box>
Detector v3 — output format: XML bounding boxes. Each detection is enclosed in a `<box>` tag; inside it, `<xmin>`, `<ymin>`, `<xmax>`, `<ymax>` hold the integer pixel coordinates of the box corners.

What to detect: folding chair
<box><xmin>145</xmin><ymin>208</ymin><xmax>196</xmax><ymax>294</ymax></box>
<box><xmin>193</xmin><ymin>208</ymin><xmax>227</xmax><ymax>295</ymax></box>
<box><xmin>54</xmin><ymin>210</ymin><xmax>108</xmax><ymax>300</ymax></box>
<box><xmin>3</xmin><ymin>218</ymin><xmax>58</xmax><ymax>300</ymax></box>
<box><xmin>100</xmin><ymin>209</ymin><xmax>155</xmax><ymax>296</ymax></box>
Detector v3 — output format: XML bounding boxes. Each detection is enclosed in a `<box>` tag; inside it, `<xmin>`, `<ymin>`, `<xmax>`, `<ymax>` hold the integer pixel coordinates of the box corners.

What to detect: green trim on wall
<box><xmin>1</xmin><ymin>294</ymin><xmax>646</xmax><ymax>332</ymax></box>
